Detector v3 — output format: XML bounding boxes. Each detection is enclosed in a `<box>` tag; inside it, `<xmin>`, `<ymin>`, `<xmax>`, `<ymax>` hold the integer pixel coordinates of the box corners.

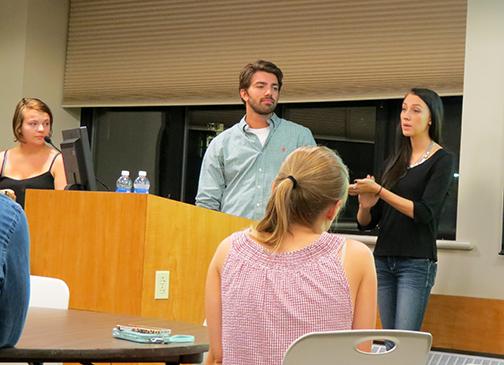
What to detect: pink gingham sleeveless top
<box><xmin>221</xmin><ymin>230</ymin><xmax>353</xmax><ymax>365</ymax></box>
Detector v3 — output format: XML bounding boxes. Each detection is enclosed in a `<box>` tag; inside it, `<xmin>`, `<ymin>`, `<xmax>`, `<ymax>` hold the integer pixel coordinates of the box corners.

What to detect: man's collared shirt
<box><xmin>195</xmin><ymin>113</ymin><xmax>316</xmax><ymax>220</ymax></box>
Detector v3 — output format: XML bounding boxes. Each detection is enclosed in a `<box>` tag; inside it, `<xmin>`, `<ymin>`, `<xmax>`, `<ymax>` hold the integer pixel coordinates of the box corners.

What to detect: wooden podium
<box><xmin>25</xmin><ymin>190</ymin><xmax>251</xmax><ymax>324</ymax></box>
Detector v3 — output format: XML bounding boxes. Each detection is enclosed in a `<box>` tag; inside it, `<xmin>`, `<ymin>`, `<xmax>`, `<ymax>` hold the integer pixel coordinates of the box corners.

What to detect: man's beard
<box><xmin>248</xmin><ymin>97</ymin><xmax>277</xmax><ymax>115</ymax></box>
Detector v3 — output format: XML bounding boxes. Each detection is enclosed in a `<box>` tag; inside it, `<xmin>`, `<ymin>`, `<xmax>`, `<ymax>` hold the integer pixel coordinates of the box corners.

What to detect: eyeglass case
<box><xmin>112</xmin><ymin>325</ymin><xmax>194</xmax><ymax>344</ymax></box>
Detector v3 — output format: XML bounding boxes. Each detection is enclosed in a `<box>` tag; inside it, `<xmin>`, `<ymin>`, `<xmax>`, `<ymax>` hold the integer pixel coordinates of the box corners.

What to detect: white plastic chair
<box><xmin>282</xmin><ymin>329</ymin><xmax>432</xmax><ymax>365</ymax></box>
<box><xmin>4</xmin><ymin>276</ymin><xmax>70</xmax><ymax>365</ymax></box>
<box><xmin>202</xmin><ymin>319</ymin><xmax>208</xmax><ymax>363</ymax></box>
<box><xmin>29</xmin><ymin>275</ymin><xmax>70</xmax><ymax>309</ymax></box>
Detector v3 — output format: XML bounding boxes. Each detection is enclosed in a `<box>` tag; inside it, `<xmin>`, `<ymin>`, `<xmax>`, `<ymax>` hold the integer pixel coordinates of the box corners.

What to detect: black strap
<box><xmin>48</xmin><ymin>152</ymin><xmax>60</xmax><ymax>172</ymax></box>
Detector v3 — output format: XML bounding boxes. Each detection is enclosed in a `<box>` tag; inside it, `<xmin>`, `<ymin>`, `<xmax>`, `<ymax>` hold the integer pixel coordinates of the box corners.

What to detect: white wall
<box><xmin>434</xmin><ymin>0</ymin><xmax>504</xmax><ymax>299</ymax></box>
<box><xmin>0</xmin><ymin>0</ymin><xmax>79</xmax><ymax>151</ymax></box>
<box><xmin>0</xmin><ymin>0</ymin><xmax>28</xmax><ymax>149</ymax></box>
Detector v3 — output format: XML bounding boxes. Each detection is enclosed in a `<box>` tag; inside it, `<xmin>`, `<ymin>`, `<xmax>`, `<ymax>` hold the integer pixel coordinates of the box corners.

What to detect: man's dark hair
<box><xmin>239</xmin><ymin>60</ymin><xmax>283</xmax><ymax>93</ymax></box>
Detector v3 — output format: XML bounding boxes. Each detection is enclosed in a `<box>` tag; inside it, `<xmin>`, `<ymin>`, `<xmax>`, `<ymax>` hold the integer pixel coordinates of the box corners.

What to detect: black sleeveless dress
<box><xmin>0</xmin><ymin>150</ymin><xmax>59</xmax><ymax>208</ymax></box>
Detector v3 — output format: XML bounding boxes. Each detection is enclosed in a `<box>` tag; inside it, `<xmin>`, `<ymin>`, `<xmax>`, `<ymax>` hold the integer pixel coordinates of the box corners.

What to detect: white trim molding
<box><xmin>343</xmin><ymin>234</ymin><xmax>473</xmax><ymax>251</ymax></box>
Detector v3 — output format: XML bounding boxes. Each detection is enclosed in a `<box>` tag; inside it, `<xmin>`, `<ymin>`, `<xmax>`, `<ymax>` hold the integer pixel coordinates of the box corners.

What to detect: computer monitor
<box><xmin>60</xmin><ymin>126</ymin><xmax>97</xmax><ymax>191</ymax></box>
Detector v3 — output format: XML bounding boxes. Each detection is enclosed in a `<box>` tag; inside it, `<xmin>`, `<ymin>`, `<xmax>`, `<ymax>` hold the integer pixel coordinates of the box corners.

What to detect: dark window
<box><xmin>87</xmin><ymin>108</ymin><xmax>164</xmax><ymax>194</ymax></box>
<box><xmin>84</xmin><ymin>96</ymin><xmax>461</xmax><ymax>239</ymax></box>
<box><xmin>283</xmin><ymin>102</ymin><xmax>379</xmax><ymax>232</ymax></box>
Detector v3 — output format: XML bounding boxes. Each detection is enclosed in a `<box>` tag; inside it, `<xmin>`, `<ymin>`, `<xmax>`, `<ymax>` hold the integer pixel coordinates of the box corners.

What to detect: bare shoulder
<box><xmin>345</xmin><ymin>238</ymin><xmax>374</xmax><ymax>265</ymax></box>
<box><xmin>211</xmin><ymin>236</ymin><xmax>234</xmax><ymax>273</ymax></box>
<box><xmin>50</xmin><ymin>151</ymin><xmax>66</xmax><ymax>174</ymax></box>
<box><xmin>53</xmin><ymin>152</ymin><xmax>65</xmax><ymax>165</ymax></box>
<box><xmin>346</xmin><ymin>238</ymin><xmax>372</xmax><ymax>254</ymax></box>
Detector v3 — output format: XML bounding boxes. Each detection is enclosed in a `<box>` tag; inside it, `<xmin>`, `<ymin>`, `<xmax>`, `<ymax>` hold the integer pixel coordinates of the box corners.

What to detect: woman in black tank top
<box><xmin>0</xmin><ymin>98</ymin><xmax>67</xmax><ymax>208</ymax></box>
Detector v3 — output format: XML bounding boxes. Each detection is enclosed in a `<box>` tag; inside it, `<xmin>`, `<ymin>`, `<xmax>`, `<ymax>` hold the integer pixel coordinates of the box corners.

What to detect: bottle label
<box><xmin>134</xmin><ymin>188</ymin><xmax>149</xmax><ymax>194</ymax></box>
<box><xmin>116</xmin><ymin>188</ymin><xmax>131</xmax><ymax>193</ymax></box>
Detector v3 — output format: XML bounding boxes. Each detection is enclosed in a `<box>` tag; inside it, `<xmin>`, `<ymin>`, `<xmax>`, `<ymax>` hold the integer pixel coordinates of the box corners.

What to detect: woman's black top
<box><xmin>359</xmin><ymin>149</ymin><xmax>455</xmax><ymax>261</ymax></box>
<box><xmin>0</xmin><ymin>150</ymin><xmax>59</xmax><ymax>209</ymax></box>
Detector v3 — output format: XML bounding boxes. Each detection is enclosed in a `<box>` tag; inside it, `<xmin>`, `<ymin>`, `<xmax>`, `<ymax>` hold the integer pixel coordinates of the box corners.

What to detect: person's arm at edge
<box><xmin>52</xmin><ymin>153</ymin><xmax>67</xmax><ymax>190</ymax></box>
<box><xmin>204</xmin><ymin>237</ymin><xmax>232</xmax><ymax>365</ymax></box>
<box><xmin>0</xmin><ymin>199</ymin><xmax>30</xmax><ymax>347</ymax></box>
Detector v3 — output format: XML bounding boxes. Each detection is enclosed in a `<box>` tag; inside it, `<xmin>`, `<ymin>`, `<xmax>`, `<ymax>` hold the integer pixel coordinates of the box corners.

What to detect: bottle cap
<box><xmin>138</xmin><ymin>170</ymin><xmax>147</xmax><ymax>177</ymax></box>
<box><xmin>121</xmin><ymin>170</ymin><xmax>130</xmax><ymax>176</ymax></box>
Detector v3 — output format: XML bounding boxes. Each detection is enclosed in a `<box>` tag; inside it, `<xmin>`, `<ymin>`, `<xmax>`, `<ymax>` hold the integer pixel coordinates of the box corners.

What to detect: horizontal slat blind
<box><xmin>63</xmin><ymin>0</ymin><xmax>467</xmax><ymax>107</ymax></box>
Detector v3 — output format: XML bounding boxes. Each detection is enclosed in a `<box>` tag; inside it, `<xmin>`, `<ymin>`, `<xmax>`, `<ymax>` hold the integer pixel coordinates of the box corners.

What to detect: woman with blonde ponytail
<box><xmin>205</xmin><ymin>146</ymin><xmax>377</xmax><ymax>365</ymax></box>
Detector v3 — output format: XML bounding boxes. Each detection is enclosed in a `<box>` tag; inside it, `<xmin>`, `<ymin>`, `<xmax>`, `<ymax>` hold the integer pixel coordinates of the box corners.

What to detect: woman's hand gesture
<box><xmin>358</xmin><ymin>191</ymin><xmax>379</xmax><ymax>209</ymax></box>
<box><xmin>352</xmin><ymin>175</ymin><xmax>381</xmax><ymax>209</ymax></box>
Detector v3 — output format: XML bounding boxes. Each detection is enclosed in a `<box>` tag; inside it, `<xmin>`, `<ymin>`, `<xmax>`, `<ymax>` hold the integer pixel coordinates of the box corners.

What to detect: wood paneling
<box><xmin>139</xmin><ymin>197</ymin><xmax>250</xmax><ymax>322</ymax></box>
<box><xmin>377</xmin><ymin>294</ymin><xmax>504</xmax><ymax>354</ymax></box>
<box><xmin>423</xmin><ymin>294</ymin><xmax>504</xmax><ymax>354</ymax></box>
<box><xmin>26</xmin><ymin>190</ymin><xmax>147</xmax><ymax>314</ymax></box>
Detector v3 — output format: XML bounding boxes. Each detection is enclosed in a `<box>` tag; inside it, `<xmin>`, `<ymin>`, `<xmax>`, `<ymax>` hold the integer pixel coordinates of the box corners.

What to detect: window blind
<box><xmin>63</xmin><ymin>0</ymin><xmax>467</xmax><ymax>107</ymax></box>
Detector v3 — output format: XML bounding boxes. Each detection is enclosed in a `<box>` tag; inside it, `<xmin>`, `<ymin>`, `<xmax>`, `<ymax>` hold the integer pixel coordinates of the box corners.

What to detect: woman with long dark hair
<box><xmin>351</xmin><ymin>88</ymin><xmax>454</xmax><ymax>333</ymax></box>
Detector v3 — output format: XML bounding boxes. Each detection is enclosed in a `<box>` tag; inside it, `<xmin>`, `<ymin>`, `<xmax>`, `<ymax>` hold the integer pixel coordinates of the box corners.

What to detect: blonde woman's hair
<box><xmin>254</xmin><ymin>146</ymin><xmax>349</xmax><ymax>248</ymax></box>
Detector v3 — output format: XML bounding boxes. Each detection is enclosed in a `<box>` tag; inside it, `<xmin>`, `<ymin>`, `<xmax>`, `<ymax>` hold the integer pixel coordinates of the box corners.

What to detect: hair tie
<box><xmin>287</xmin><ymin>175</ymin><xmax>297</xmax><ymax>189</ymax></box>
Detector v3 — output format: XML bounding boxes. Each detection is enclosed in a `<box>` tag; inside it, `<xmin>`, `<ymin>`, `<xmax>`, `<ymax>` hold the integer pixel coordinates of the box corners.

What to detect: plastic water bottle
<box><xmin>115</xmin><ymin>170</ymin><xmax>132</xmax><ymax>193</ymax></box>
<box><xmin>133</xmin><ymin>170</ymin><xmax>150</xmax><ymax>194</ymax></box>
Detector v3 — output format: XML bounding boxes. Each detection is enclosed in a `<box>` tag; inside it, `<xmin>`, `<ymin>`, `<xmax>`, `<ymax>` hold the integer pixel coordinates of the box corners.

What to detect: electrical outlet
<box><xmin>154</xmin><ymin>270</ymin><xmax>170</xmax><ymax>299</ymax></box>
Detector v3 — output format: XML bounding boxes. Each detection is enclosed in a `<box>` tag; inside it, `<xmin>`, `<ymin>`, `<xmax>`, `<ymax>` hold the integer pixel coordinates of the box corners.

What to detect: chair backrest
<box><xmin>29</xmin><ymin>275</ymin><xmax>70</xmax><ymax>309</ymax></box>
<box><xmin>202</xmin><ymin>319</ymin><xmax>208</xmax><ymax>362</ymax></box>
<box><xmin>282</xmin><ymin>329</ymin><xmax>432</xmax><ymax>365</ymax></box>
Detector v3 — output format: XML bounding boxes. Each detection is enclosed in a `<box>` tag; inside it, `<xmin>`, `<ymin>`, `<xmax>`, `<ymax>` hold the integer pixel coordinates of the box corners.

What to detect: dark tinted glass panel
<box><xmin>85</xmin><ymin>96</ymin><xmax>461</xmax><ymax>239</ymax></box>
<box><xmin>91</xmin><ymin>109</ymin><xmax>163</xmax><ymax>193</ymax></box>
<box><xmin>284</xmin><ymin>104</ymin><xmax>377</xmax><ymax>231</ymax></box>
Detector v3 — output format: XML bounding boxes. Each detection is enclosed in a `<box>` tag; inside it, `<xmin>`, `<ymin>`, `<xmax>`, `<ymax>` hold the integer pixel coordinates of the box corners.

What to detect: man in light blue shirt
<box><xmin>195</xmin><ymin>60</ymin><xmax>316</xmax><ymax>220</ymax></box>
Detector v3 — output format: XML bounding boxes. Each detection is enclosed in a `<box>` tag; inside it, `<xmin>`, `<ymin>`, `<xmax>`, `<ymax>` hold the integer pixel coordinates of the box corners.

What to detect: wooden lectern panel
<box><xmin>422</xmin><ymin>294</ymin><xmax>504</xmax><ymax>354</ymax></box>
<box><xmin>139</xmin><ymin>195</ymin><xmax>251</xmax><ymax>323</ymax></box>
<box><xmin>26</xmin><ymin>190</ymin><xmax>147</xmax><ymax>314</ymax></box>
<box><xmin>25</xmin><ymin>190</ymin><xmax>251</xmax><ymax>322</ymax></box>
